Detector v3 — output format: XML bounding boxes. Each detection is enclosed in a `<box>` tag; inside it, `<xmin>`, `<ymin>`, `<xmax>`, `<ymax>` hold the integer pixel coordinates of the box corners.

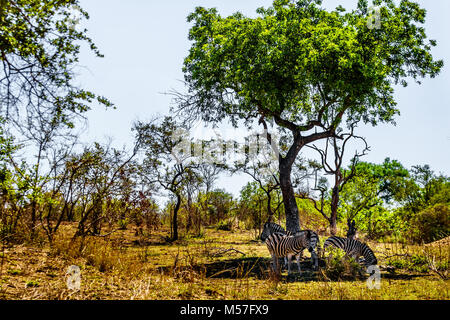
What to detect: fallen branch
<box><xmin>380</xmin><ymin>252</ymin><xmax>412</xmax><ymax>259</ymax></box>
<box><xmin>211</xmin><ymin>248</ymin><xmax>246</xmax><ymax>257</ymax></box>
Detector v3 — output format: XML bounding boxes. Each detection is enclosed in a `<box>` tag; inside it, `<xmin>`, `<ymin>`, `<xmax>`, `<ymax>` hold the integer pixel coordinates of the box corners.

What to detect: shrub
<box><xmin>117</xmin><ymin>218</ymin><xmax>129</xmax><ymax>230</ymax></box>
<box><xmin>322</xmin><ymin>247</ymin><xmax>363</xmax><ymax>280</ymax></box>
<box><xmin>216</xmin><ymin>220</ymin><xmax>232</xmax><ymax>231</ymax></box>
<box><xmin>387</xmin><ymin>254</ymin><xmax>430</xmax><ymax>273</ymax></box>
<box><xmin>410</xmin><ymin>204</ymin><xmax>450</xmax><ymax>243</ymax></box>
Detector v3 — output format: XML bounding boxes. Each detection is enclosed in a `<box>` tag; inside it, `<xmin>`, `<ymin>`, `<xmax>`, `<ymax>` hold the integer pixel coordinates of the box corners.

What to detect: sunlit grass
<box><xmin>0</xmin><ymin>223</ymin><xmax>448</xmax><ymax>300</ymax></box>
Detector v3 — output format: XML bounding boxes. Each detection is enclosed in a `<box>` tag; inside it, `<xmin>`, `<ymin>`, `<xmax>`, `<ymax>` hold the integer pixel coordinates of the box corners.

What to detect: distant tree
<box><xmin>396</xmin><ymin>165</ymin><xmax>450</xmax><ymax>217</ymax></box>
<box><xmin>340</xmin><ymin>158</ymin><xmax>409</xmax><ymax>227</ymax></box>
<box><xmin>1</xmin><ymin>0</ymin><xmax>113</xmax><ymax>240</ymax></box>
<box><xmin>175</xmin><ymin>0</ymin><xmax>443</xmax><ymax>233</ymax></box>
<box><xmin>68</xmin><ymin>142</ymin><xmax>139</xmax><ymax>239</ymax></box>
<box><xmin>205</xmin><ymin>189</ymin><xmax>234</xmax><ymax>225</ymax></box>
<box><xmin>410</xmin><ymin>204</ymin><xmax>450</xmax><ymax>243</ymax></box>
<box><xmin>134</xmin><ymin>117</ymin><xmax>198</xmax><ymax>241</ymax></box>
<box><xmin>233</xmin><ymin>157</ymin><xmax>281</xmax><ymax>222</ymax></box>
<box><xmin>299</xmin><ymin>124</ymin><xmax>370</xmax><ymax>234</ymax></box>
<box><xmin>0</xmin><ymin>117</ymin><xmax>25</xmax><ymax>241</ymax></box>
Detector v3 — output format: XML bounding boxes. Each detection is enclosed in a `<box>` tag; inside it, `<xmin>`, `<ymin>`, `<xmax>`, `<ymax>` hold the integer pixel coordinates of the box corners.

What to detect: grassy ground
<box><xmin>0</xmin><ymin>223</ymin><xmax>448</xmax><ymax>300</ymax></box>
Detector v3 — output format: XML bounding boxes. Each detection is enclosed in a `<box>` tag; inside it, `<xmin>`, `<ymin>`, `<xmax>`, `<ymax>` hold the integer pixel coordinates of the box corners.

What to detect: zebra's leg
<box><xmin>297</xmin><ymin>250</ymin><xmax>304</xmax><ymax>273</ymax></box>
<box><xmin>297</xmin><ymin>253</ymin><xmax>302</xmax><ymax>273</ymax></box>
<box><xmin>287</xmin><ymin>254</ymin><xmax>294</xmax><ymax>275</ymax></box>
<box><xmin>311</xmin><ymin>249</ymin><xmax>318</xmax><ymax>270</ymax></box>
<box><xmin>271</xmin><ymin>254</ymin><xmax>278</xmax><ymax>273</ymax></box>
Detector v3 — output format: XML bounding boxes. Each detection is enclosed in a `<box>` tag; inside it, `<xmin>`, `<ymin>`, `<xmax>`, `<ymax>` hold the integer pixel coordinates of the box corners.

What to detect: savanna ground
<box><xmin>0</xmin><ymin>223</ymin><xmax>448</xmax><ymax>300</ymax></box>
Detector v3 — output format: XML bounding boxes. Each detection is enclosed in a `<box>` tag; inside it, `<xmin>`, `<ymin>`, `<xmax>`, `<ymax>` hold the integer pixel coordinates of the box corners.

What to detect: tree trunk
<box><xmin>92</xmin><ymin>196</ymin><xmax>102</xmax><ymax>235</ymax></box>
<box><xmin>30</xmin><ymin>201</ymin><xmax>37</xmax><ymax>239</ymax></box>
<box><xmin>171</xmin><ymin>193</ymin><xmax>182</xmax><ymax>241</ymax></box>
<box><xmin>266</xmin><ymin>191</ymin><xmax>273</xmax><ymax>221</ymax></box>
<box><xmin>186</xmin><ymin>192</ymin><xmax>192</xmax><ymax>233</ymax></box>
<box><xmin>329</xmin><ymin>186</ymin><xmax>339</xmax><ymax>235</ymax></box>
<box><xmin>280</xmin><ymin>158</ymin><xmax>301</xmax><ymax>233</ymax></box>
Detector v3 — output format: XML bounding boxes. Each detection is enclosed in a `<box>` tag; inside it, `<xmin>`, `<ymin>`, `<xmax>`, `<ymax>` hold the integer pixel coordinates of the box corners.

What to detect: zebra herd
<box><xmin>261</xmin><ymin>222</ymin><xmax>378</xmax><ymax>276</ymax></box>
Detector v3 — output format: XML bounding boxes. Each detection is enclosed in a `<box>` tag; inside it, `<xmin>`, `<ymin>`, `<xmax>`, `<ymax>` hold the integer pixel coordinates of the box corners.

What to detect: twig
<box><xmin>380</xmin><ymin>253</ymin><xmax>412</xmax><ymax>259</ymax></box>
<box><xmin>211</xmin><ymin>248</ymin><xmax>246</xmax><ymax>257</ymax></box>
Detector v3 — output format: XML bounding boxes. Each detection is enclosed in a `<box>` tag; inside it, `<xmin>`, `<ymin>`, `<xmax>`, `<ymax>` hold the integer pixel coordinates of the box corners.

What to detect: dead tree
<box><xmin>299</xmin><ymin>124</ymin><xmax>370</xmax><ymax>235</ymax></box>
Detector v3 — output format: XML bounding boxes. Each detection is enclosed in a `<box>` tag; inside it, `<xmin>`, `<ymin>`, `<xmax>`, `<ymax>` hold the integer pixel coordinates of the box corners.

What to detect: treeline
<box><xmin>2</xmin><ymin>113</ymin><xmax>448</xmax><ymax>245</ymax></box>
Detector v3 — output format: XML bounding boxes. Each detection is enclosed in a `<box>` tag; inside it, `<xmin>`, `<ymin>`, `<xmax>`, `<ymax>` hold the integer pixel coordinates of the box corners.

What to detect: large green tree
<box><xmin>176</xmin><ymin>0</ymin><xmax>443</xmax><ymax>232</ymax></box>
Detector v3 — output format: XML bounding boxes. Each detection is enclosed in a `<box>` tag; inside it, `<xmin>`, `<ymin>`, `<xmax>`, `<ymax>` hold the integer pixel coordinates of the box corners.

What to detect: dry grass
<box><xmin>0</xmin><ymin>223</ymin><xmax>448</xmax><ymax>300</ymax></box>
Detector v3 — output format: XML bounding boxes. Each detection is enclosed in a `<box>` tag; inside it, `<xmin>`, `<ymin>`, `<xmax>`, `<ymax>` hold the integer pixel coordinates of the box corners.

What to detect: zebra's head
<box><xmin>362</xmin><ymin>250</ymin><xmax>378</xmax><ymax>267</ymax></box>
<box><xmin>366</xmin><ymin>256</ymin><xmax>378</xmax><ymax>267</ymax></box>
<box><xmin>260</xmin><ymin>223</ymin><xmax>271</xmax><ymax>242</ymax></box>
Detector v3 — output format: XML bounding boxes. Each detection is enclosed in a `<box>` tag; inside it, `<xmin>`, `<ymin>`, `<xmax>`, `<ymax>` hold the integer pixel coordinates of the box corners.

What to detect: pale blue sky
<box><xmin>77</xmin><ymin>0</ymin><xmax>450</xmax><ymax>197</ymax></box>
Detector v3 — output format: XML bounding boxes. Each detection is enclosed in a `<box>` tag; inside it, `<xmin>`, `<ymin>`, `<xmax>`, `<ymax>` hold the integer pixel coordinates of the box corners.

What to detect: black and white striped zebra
<box><xmin>260</xmin><ymin>222</ymin><xmax>287</xmax><ymax>241</ymax></box>
<box><xmin>265</xmin><ymin>230</ymin><xmax>319</xmax><ymax>274</ymax></box>
<box><xmin>260</xmin><ymin>222</ymin><xmax>289</xmax><ymax>266</ymax></box>
<box><xmin>323</xmin><ymin>236</ymin><xmax>377</xmax><ymax>268</ymax></box>
<box><xmin>261</xmin><ymin>222</ymin><xmax>320</xmax><ymax>269</ymax></box>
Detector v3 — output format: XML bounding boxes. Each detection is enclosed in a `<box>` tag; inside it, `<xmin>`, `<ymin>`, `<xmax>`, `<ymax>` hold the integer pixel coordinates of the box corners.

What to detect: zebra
<box><xmin>323</xmin><ymin>236</ymin><xmax>378</xmax><ymax>269</ymax></box>
<box><xmin>260</xmin><ymin>222</ymin><xmax>320</xmax><ymax>270</ymax></box>
<box><xmin>265</xmin><ymin>230</ymin><xmax>319</xmax><ymax>275</ymax></box>
<box><xmin>260</xmin><ymin>222</ymin><xmax>286</xmax><ymax>242</ymax></box>
<box><xmin>261</xmin><ymin>222</ymin><xmax>320</xmax><ymax>268</ymax></box>
<box><xmin>260</xmin><ymin>222</ymin><xmax>289</xmax><ymax>267</ymax></box>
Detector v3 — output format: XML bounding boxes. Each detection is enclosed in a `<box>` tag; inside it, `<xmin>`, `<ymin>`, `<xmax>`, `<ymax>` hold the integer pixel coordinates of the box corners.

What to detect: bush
<box><xmin>216</xmin><ymin>220</ymin><xmax>232</xmax><ymax>231</ymax></box>
<box><xmin>387</xmin><ymin>254</ymin><xmax>429</xmax><ymax>273</ymax></box>
<box><xmin>410</xmin><ymin>204</ymin><xmax>450</xmax><ymax>243</ymax></box>
<box><xmin>322</xmin><ymin>247</ymin><xmax>363</xmax><ymax>280</ymax></box>
<box><xmin>117</xmin><ymin>218</ymin><xmax>129</xmax><ymax>230</ymax></box>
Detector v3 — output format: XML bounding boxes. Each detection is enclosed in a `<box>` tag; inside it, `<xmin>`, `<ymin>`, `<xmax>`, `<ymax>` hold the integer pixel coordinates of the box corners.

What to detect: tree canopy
<box><xmin>180</xmin><ymin>0</ymin><xmax>443</xmax><ymax>130</ymax></box>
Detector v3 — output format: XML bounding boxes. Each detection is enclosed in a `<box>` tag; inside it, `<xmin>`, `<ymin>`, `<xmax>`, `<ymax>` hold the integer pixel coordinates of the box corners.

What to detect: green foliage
<box><xmin>388</xmin><ymin>254</ymin><xmax>430</xmax><ymax>273</ymax></box>
<box><xmin>356</xmin><ymin>205</ymin><xmax>400</xmax><ymax>239</ymax></box>
<box><xmin>117</xmin><ymin>218</ymin><xmax>129</xmax><ymax>230</ymax></box>
<box><xmin>340</xmin><ymin>158</ymin><xmax>409</xmax><ymax>224</ymax></box>
<box><xmin>216</xmin><ymin>220</ymin><xmax>232</xmax><ymax>231</ymax></box>
<box><xmin>409</xmin><ymin>204</ymin><xmax>450</xmax><ymax>243</ymax></box>
<box><xmin>429</xmin><ymin>183</ymin><xmax>450</xmax><ymax>206</ymax></box>
<box><xmin>296</xmin><ymin>198</ymin><xmax>324</xmax><ymax>231</ymax></box>
<box><xmin>206</xmin><ymin>189</ymin><xmax>234</xmax><ymax>222</ymax></box>
<box><xmin>237</xmin><ymin>181</ymin><xmax>284</xmax><ymax>231</ymax></box>
<box><xmin>323</xmin><ymin>246</ymin><xmax>362</xmax><ymax>280</ymax></box>
<box><xmin>181</xmin><ymin>0</ymin><xmax>442</xmax><ymax>130</ymax></box>
<box><xmin>0</xmin><ymin>0</ymin><xmax>113</xmax><ymax>128</ymax></box>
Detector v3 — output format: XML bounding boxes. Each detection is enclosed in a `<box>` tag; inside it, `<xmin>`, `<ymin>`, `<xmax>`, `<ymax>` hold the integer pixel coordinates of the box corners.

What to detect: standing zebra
<box><xmin>260</xmin><ymin>222</ymin><xmax>287</xmax><ymax>241</ymax></box>
<box><xmin>323</xmin><ymin>236</ymin><xmax>377</xmax><ymax>268</ymax></box>
<box><xmin>260</xmin><ymin>222</ymin><xmax>288</xmax><ymax>266</ymax></box>
<box><xmin>261</xmin><ymin>222</ymin><xmax>320</xmax><ymax>270</ymax></box>
<box><xmin>265</xmin><ymin>230</ymin><xmax>319</xmax><ymax>275</ymax></box>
